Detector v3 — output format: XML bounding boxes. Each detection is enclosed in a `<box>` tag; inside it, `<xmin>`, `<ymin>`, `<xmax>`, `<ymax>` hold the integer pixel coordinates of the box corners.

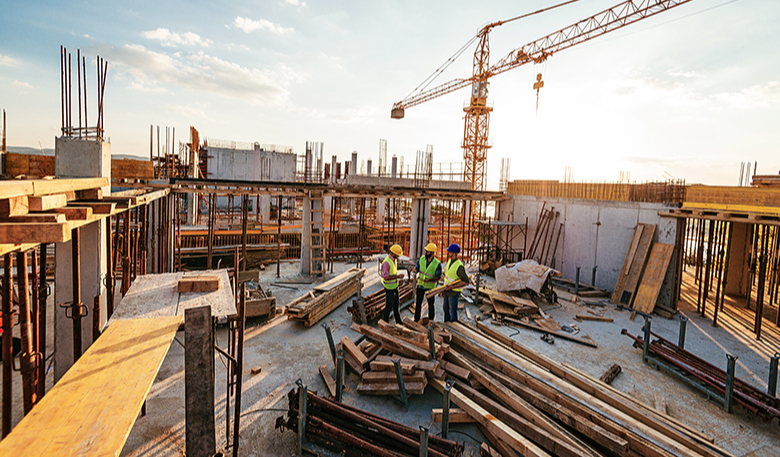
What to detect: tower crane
<box><xmin>392</xmin><ymin>0</ymin><xmax>694</xmax><ymax>219</ymax></box>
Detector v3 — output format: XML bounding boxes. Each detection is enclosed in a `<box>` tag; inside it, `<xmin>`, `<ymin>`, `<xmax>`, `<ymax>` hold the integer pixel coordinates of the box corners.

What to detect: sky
<box><xmin>0</xmin><ymin>0</ymin><xmax>778</xmax><ymax>190</ymax></box>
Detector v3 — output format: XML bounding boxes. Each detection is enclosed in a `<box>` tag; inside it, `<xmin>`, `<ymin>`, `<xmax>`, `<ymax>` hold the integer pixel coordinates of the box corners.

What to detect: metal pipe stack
<box><xmin>275</xmin><ymin>387</ymin><xmax>463</xmax><ymax>457</ymax></box>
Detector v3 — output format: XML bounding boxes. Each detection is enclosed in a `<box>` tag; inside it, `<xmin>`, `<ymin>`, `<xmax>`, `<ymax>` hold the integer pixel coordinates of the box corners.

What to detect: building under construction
<box><xmin>1</xmin><ymin>2</ymin><xmax>780</xmax><ymax>457</ymax></box>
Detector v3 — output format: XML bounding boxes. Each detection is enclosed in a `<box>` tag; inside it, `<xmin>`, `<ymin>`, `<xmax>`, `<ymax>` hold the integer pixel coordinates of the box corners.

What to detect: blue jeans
<box><xmin>443</xmin><ymin>294</ymin><xmax>459</xmax><ymax>323</ymax></box>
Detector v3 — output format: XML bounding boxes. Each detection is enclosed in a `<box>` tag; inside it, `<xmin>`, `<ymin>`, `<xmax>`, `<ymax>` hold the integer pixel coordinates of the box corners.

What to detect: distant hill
<box><xmin>5</xmin><ymin>146</ymin><xmax>148</xmax><ymax>161</ymax></box>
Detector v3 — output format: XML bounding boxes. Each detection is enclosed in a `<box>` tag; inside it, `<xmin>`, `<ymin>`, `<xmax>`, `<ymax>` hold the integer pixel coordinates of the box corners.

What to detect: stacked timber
<box><xmin>275</xmin><ymin>387</ymin><xmax>464</xmax><ymax>456</ymax></box>
<box><xmin>347</xmin><ymin>280</ymin><xmax>414</xmax><ymax>324</ymax></box>
<box><xmin>345</xmin><ymin>317</ymin><xmax>454</xmax><ymax>397</ymax></box>
<box><xmin>434</xmin><ymin>320</ymin><xmax>735</xmax><ymax>457</ymax></box>
<box><xmin>285</xmin><ymin>267</ymin><xmax>366</xmax><ymax>326</ymax></box>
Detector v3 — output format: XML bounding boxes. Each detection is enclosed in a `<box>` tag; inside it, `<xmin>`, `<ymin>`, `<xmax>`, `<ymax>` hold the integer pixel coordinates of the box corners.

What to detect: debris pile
<box><xmin>347</xmin><ymin>280</ymin><xmax>414</xmax><ymax>324</ymax></box>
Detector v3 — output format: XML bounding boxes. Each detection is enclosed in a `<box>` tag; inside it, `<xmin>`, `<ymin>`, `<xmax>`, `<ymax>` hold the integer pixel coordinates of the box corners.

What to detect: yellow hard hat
<box><xmin>425</xmin><ymin>243</ymin><xmax>437</xmax><ymax>252</ymax></box>
<box><xmin>390</xmin><ymin>244</ymin><xmax>403</xmax><ymax>256</ymax></box>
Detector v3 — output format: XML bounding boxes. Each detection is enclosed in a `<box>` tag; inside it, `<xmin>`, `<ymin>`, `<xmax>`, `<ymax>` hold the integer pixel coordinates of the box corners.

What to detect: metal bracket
<box><xmin>428</xmin><ymin>325</ymin><xmax>436</xmax><ymax>360</ymax></box>
<box><xmin>724</xmin><ymin>354</ymin><xmax>738</xmax><ymax>413</ymax></box>
<box><xmin>441</xmin><ymin>380</ymin><xmax>453</xmax><ymax>439</ymax></box>
<box><xmin>393</xmin><ymin>359</ymin><xmax>409</xmax><ymax>408</ymax></box>
<box><xmin>769</xmin><ymin>352</ymin><xmax>779</xmax><ymax>397</ymax></box>
<box><xmin>60</xmin><ymin>301</ymin><xmax>89</xmax><ymax>319</ymax></box>
<box><xmin>321</xmin><ymin>323</ymin><xmax>337</xmax><ymax>368</ymax></box>
<box><xmin>296</xmin><ymin>379</ymin><xmax>307</xmax><ymax>456</ymax></box>
<box><xmin>419</xmin><ymin>426</ymin><xmax>429</xmax><ymax>457</ymax></box>
<box><xmin>642</xmin><ymin>317</ymin><xmax>651</xmax><ymax>364</ymax></box>
<box><xmin>336</xmin><ymin>349</ymin><xmax>344</xmax><ymax>403</ymax></box>
<box><xmin>678</xmin><ymin>315</ymin><xmax>688</xmax><ymax>349</ymax></box>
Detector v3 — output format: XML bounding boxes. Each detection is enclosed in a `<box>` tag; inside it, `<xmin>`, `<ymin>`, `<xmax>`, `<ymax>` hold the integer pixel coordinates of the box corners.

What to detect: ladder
<box><xmin>309</xmin><ymin>191</ymin><xmax>325</xmax><ymax>281</ymax></box>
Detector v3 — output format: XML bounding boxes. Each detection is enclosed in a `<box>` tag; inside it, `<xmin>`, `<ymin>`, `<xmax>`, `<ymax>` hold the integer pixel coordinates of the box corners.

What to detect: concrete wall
<box><xmin>499</xmin><ymin>196</ymin><xmax>678</xmax><ymax>306</ymax></box>
<box><xmin>206</xmin><ymin>147</ymin><xmax>296</xmax><ymax>182</ymax></box>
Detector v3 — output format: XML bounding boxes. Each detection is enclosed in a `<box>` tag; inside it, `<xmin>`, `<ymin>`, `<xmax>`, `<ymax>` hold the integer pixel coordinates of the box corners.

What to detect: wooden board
<box><xmin>369</xmin><ymin>361</ymin><xmax>415</xmax><ymax>374</ymax></box>
<box><xmin>319</xmin><ymin>365</ymin><xmax>337</xmax><ymax>398</ymax></box>
<box><xmin>0</xmin><ymin>222</ymin><xmax>70</xmax><ymax>244</ymax></box>
<box><xmin>361</xmin><ymin>371</ymin><xmax>426</xmax><ymax>384</ymax></box>
<box><xmin>431</xmin><ymin>408</ymin><xmax>475</xmax><ymax>423</ymax></box>
<box><xmin>0</xmin><ymin>196</ymin><xmax>28</xmax><ymax>217</ymax></box>
<box><xmin>356</xmin><ymin>381</ymin><xmax>426</xmax><ymax>395</ymax></box>
<box><xmin>631</xmin><ymin>243</ymin><xmax>675</xmax><ymax>315</ymax></box>
<box><xmin>0</xmin><ymin>316</ymin><xmax>182</xmax><ymax>457</ymax></box>
<box><xmin>341</xmin><ymin>336</ymin><xmax>369</xmax><ymax>367</ymax></box>
<box><xmin>112</xmin><ymin>270</ymin><xmax>236</xmax><ymax>322</ymax></box>
<box><xmin>178</xmin><ymin>275</ymin><xmax>220</xmax><ymax>292</ymax></box>
<box><xmin>611</xmin><ymin>223</ymin><xmax>656</xmax><ymax>307</ymax></box>
<box><xmin>28</xmin><ymin>194</ymin><xmax>68</xmax><ymax>212</ymax></box>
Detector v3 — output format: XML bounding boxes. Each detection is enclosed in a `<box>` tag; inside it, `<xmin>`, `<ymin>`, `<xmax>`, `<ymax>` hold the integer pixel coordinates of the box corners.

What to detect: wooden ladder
<box><xmin>309</xmin><ymin>191</ymin><xmax>325</xmax><ymax>281</ymax></box>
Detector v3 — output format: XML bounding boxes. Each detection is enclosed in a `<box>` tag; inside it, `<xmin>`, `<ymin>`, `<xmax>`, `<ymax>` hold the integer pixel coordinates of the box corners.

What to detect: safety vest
<box><xmin>381</xmin><ymin>255</ymin><xmax>398</xmax><ymax>290</ymax></box>
<box><xmin>444</xmin><ymin>259</ymin><xmax>464</xmax><ymax>292</ymax></box>
<box><xmin>417</xmin><ymin>255</ymin><xmax>440</xmax><ymax>290</ymax></box>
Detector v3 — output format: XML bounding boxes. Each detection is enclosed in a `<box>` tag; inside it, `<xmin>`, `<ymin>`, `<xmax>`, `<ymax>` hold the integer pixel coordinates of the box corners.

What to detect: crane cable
<box><xmin>401</xmin><ymin>0</ymin><xmax>583</xmax><ymax>105</ymax></box>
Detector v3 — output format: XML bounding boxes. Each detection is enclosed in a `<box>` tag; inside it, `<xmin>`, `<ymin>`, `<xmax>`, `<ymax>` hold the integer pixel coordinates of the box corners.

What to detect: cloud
<box><xmin>12</xmin><ymin>80</ymin><xmax>34</xmax><ymax>89</ymax></box>
<box><xmin>0</xmin><ymin>53</ymin><xmax>20</xmax><ymax>66</ymax></box>
<box><xmin>712</xmin><ymin>81</ymin><xmax>780</xmax><ymax>109</ymax></box>
<box><xmin>232</xmin><ymin>17</ymin><xmax>293</xmax><ymax>35</ymax></box>
<box><xmin>142</xmin><ymin>28</ymin><xmax>213</xmax><ymax>47</ymax></box>
<box><xmin>164</xmin><ymin>103</ymin><xmax>211</xmax><ymax>120</ymax></box>
<box><xmin>129</xmin><ymin>81</ymin><xmax>166</xmax><ymax>93</ymax></box>
<box><xmin>282</xmin><ymin>0</ymin><xmax>306</xmax><ymax>7</ymax></box>
<box><xmin>90</xmin><ymin>42</ymin><xmax>296</xmax><ymax>105</ymax></box>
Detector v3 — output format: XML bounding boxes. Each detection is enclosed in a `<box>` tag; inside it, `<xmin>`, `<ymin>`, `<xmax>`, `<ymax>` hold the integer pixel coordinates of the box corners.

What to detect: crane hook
<box><xmin>533</xmin><ymin>73</ymin><xmax>544</xmax><ymax>116</ymax></box>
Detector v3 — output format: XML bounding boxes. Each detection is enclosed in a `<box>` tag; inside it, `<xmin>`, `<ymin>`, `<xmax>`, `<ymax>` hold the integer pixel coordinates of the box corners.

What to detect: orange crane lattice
<box><xmin>392</xmin><ymin>0</ymin><xmax>694</xmax><ymax>218</ymax></box>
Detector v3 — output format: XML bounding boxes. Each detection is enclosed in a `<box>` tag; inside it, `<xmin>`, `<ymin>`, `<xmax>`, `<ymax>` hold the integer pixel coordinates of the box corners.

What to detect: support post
<box><xmin>419</xmin><ymin>426</ymin><xmax>429</xmax><ymax>457</ymax></box>
<box><xmin>321</xmin><ymin>323</ymin><xmax>337</xmax><ymax>367</ymax></box>
<box><xmin>441</xmin><ymin>380</ymin><xmax>453</xmax><ymax>440</ymax></box>
<box><xmin>71</xmin><ymin>227</ymin><xmax>83</xmax><ymax>361</ymax></box>
<box><xmin>724</xmin><ymin>354</ymin><xmax>738</xmax><ymax>413</ymax></box>
<box><xmin>17</xmin><ymin>251</ymin><xmax>37</xmax><ymax>413</ymax></box>
<box><xmin>231</xmin><ymin>282</ymin><xmax>246</xmax><ymax>457</ymax></box>
<box><xmin>678</xmin><ymin>315</ymin><xmax>688</xmax><ymax>349</ymax></box>
<box><xmin>768</xmin><ymin>353</ymin><xmax>779</xmax><ymax>397</ymax></box>
<box><xmin>185</xmin><ymin>306</ymin><xmax>216</xmax><ymax>457</ymax></box>
<box><xmin>336</xmin><ymin>348</ymin><xmax>344</xmax><ymax>403</ymax></box>
<box><xmin>642</xmin><ymin>317</ymin><xmax>651</xmax><ymax>364</ymax></box>
<box><xmin>37</xmin><ymin>244</ymin><xmax>47</xmax><ymax>400</ymax></box>
<box><xmin>296</xmin><ymin>379</ymin><xmax>307</xmax><ymax>456</ymax></box>
<box><xmin>1</xmin><ymin>253</ymin><xmax>11</xmax><ymax>437</ymax></box>
<box><xmin>428</xmin><ymin>325</ymin><xmax>436</xmax><ymax>360</ymax></box>
<box><xmin>393</xmin><ymin>359</ymin><xmax>408</xmax><ymax>407</ymax></box>
<box><xmin>574</xmin><ymin>266</ymin><xmax>580</xmax><ymax>297</ymax></box>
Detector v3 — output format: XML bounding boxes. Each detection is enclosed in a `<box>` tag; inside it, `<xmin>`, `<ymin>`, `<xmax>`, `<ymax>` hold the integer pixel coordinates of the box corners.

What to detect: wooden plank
<box><xmin>177</xmin><ymin>270</ymin><xmax>236</xmax><ymax>320</ymax></box>
<box><xmin>361</xmin><ymin>371</ymin><xmax>426</xmax><ymax>384</ymax></box>
<box><xmin>71</xmin><ymin>202</ymin><xmax>116</xmax><ymax>214</ymax></box>
<box><xmin>574</xmin><ymin>314</ymin><xmax>613</xmax><ymax>322</ymax></box>
<box><xmin>503</xmin><ymin>316</ymin><xmax>597</xmax><ymax>348</ymax></box>
<box><xmin>632</xmin><ymin>243</ymin><xmax>674</xmax><ymax>315</ymax></box>
<box><xmin>431</xmin><ymin>408</ymin><xmax>476</xmax><ymax>423</ymax></box>
<box><xmin>178</xmin><ymin>276</ymin><xmax>220</xmax><ymax>293</ymax></box>
<box><xmin>0</xmin><ymin>196</ymin><xmax>29</xmax><ymax>217</ymax></box>
<box><xmin>429</xmin><ymin>378</ymin><xmax>551</xmax><ymax>457</ymax></box>
<box><xmin>0</xmin><ymin>222</ymin><xmax>70</xmax><ymax>244</ymax></box>
<box><xmin>49</xmin><ymin>206</ymin><xmax>93</xmax><ymax>220</ymax></box>
<box><xmin>653</xmin><ymin>394</ymin><xmax>668</xmax><ymax>415</ymax></box>
<box><xmin>0</xmin><ymin>213</ymin><xmax>66</xmax><ymax>223</ymax></box>
<box><xmin>611</xmin><ymin>223</ymin><xmax>656</xmax><ymax>307</ymax></box>
<box><xmin>356</xmin><ymin>381</ymin><xmax>426</xmax><ymax>395</ymax></box>
<box><xmin>341</xmin><ymin>336</ymin><xmax>369</xmax><ymax>367</ymax></box>
<box><xmin>184</xmin><ymin>306</ymin><xmax>216</xmax><ymax>456</ymax></box>
<box><xmin>319</xmin><ymin>365</ymin><xmax>337</xmax><ymax>398</ymax></box>
<box><xmin>369</xmin><ymin>361</ymin><xmax>415</xmax><ymax>374</ymax></box>
<box><xmin>374</xmin><ymin>355</ymin><xmax>438</xmax><ymax>373</ymax></box>
<box><xmin>351</xmin><ymin>323</ymin><xmax>430</xmax><ymax>360</ymax></box>
<box><xmin>0</xmin><ymin>316</ymin><xmax>182</xmax><ymax>457</ymax></box>
<box><xmin>313</xmin><ymin>267</ymin><xmax>361</xmax><ymax>292</ymax></box>
<box><xmin>28</xmin><ymin>194</ymin><xmax>68</xmax><ymax>212</ymax></box>
<box><xmin>379</xmin><ymin>319</ymin><xmax>427</xmax><ymax>343</ymax></box>
<box><xmin>337</xmin><ymin>342</ymin><xmax>366</xmax><ymax>376</ymax></box>
<box><xmin>440</xmin><ymin>360</ymin><xmax>471</xmax><ymax>381</ymax></box>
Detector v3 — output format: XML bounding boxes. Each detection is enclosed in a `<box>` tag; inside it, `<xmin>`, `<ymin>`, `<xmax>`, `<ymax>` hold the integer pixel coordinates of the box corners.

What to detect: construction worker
<box><xmin>412</xmin><ymin>243</ymin><xmax>441</xmax><ymax>322</ymax></box>
<box><xmin>442</xmin><ymin>243</ymin><xmax>469</xmax><ymax>323</ymax></box>
<box><xmin>381</xmin><ymin>244</ymin><xmax>405</xmax><ymax>324</ymax></box>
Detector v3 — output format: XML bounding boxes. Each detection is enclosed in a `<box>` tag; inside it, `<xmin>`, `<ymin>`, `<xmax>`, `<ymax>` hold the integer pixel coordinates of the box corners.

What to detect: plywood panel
<box><xmin>611</xmin><ymin>223</ymin><xmax>655</xmax><ymax>307</ymax></box>
<box><xmin>0</xmin><ymin>316</ymin><xmax>182</xmax><ymax>457</ymax></box>
<box><xmin>111</xmin><ymin>158</ymin><xmax>154</xmax><ymax>180</ymax></box>
<box><xmin>632</xmin><ymin>243</ymin><xmax>675</xmax><ymax>314</ymax></box>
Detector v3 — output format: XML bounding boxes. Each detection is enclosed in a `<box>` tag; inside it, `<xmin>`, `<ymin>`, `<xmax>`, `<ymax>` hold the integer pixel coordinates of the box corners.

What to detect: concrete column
<box><xmin>259</xmin><ymin>194</ymin><xmax>271</xmax><ymax>225</ymax></box>
<box><xmin>53</xmin><ymin>137</ymin><xmax>110</xmax><ymax>381</ymax></box>
<box><xmin>366</xmin><ymin>159</ymin><xmax>372</xmax><ymax>176</ymax></box>
<box><xmin>726</xmin><ymin>222</ymin><xmax>751</xmax><ymax>296</ymax></box>
<box><xmin>301</xmin><ymin>195</ymin><xmax>311</xmax><ymax>275</ymax></box>
<box><xmin>409</xmin><ymin>199</ymin><xmax>432</xmax><ymax>261</ymax></box>
<box><xmin>391</xmin><ymin>156</ymin><xmax>398</xmax><ymax>178</ymax></box>
<box><xmin>186</xmin><ymin>192</ymin><xmax>198</xmax><ymax>226</ymax></box>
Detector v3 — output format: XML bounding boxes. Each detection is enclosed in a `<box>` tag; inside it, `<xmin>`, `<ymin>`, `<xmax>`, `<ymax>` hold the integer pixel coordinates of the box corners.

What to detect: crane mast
<box><xmin>393</xmin><ymin>0</ymin><xmax>694</xmax><ymax>221</ymax></box>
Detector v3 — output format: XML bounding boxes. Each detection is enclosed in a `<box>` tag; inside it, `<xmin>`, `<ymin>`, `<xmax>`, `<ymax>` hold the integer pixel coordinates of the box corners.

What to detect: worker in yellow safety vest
<box><xmin>381</xmin><ymin>244</ymin><xmax>406</xmax><ymax>323</ymax></box>
<box><xmin>442</xmin><ymin>243</ymin><xmax>469</xmax><ymax>323</ymax></box>
<box><xmin>412</xmin><ymin>243</ymin><xmax>441</xmax><ymax>322</ymax></box>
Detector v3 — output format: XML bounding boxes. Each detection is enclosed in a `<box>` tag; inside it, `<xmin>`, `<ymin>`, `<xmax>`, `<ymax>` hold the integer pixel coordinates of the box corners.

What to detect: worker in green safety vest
<box><xmin>381</xmin><ymin>244</ymin><xmax>406</xmax><ymax>324</ymax></box>
<box><xmin>412</xmin><ymin>243</ymin><xmax>441</xmax><ymax>322</ymax></box>
<box><xmin>442</xmin><ymin>243</ymin><xmax>469</xmax><ymax>323</ymax></box>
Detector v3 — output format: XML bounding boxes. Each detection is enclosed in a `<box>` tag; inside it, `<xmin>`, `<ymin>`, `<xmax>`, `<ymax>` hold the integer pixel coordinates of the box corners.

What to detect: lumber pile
<box><xmin>347</xmin><ymin>280</ymin><xmax>414</xmax><ymax>324</ymax></box>
<box><xmin>433</xmin><ymin>320</ymin><xmax>734</xmax><ymax>457</ymax></box>
<box><xmin>275</xmin><ymin>387</ymin><xmax>464</xmax><ymax>456</ymax></box>
<box><xmin>343</xmin><ymin>317</ymin><xmax>454</xmax><ymax>397</ymax></box>
<box><xmin>244</xmin><ymin>282</ymin><xmax>277</xmax><ymax>320</ymax></box>
<box><xmin>285</xmin><ymin>267</ymin><xmax>366</xmax><ymax>326</ymax></box>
